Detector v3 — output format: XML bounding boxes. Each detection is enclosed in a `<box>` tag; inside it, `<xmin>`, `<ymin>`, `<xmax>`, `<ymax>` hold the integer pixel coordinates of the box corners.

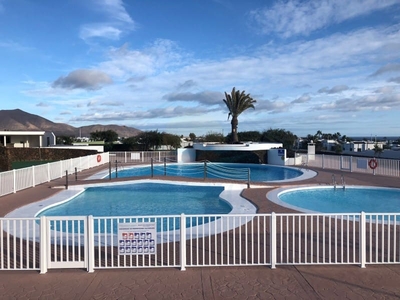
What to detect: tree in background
<box><xmin>56</xmin><ymin>136</ymin><xmax>73</xmax><ymax>145</ymax></box>
<box><xmin>162</xmin><ymin>132</ymin><xmax>181</xmax><ymax>149</ymax></box>
<box><xmin>223</xmin><ymin>87</ymin><xmax>256</xmax><ymax>143</ymax></box>
<box><xmin>260</xmin><ymin>128</ymin><xmax>297</xmax><ymax>150</ymax></box>
<box><xmin>90</xmin><ymin>130</ymin><xmax>118</xmax><ymax>143</ymax></box>
<box><xmin>203</xmin><ymin>131</ymin><xmax>225</xmax><ymax>143</ymax></box>
<box><xmin>189</xmin><ymin>133</ymin><xmax>196</xmax><ymax>142</ymax></box>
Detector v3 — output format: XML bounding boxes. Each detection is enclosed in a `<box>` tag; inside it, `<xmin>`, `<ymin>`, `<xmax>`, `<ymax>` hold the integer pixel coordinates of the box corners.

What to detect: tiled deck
<box><xmin>1</xmin><ymin>165</ymin><xmax>400</xmax><ymax>299</ymax></box>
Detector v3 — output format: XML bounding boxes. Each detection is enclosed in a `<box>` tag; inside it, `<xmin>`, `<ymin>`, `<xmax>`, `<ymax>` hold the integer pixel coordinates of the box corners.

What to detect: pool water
<box><xmin>278</xmin><ymin>187</ymin><xmax>400</xmax><ymax>214</ymax></box>
<box><xmin>111</xmin><ymin>163</ymin><xmax>303</xmax><ymax>182</ymax></box>
<box><xmin>38</xmin><ymin>183</ymin><xmax>230</xmax><ymax>232</ymax></box>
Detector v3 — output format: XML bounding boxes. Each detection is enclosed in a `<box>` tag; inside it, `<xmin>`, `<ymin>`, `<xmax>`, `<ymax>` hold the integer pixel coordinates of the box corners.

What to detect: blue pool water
<box><xmin>111</xmin><ymin>163</ymin><xmax>303</xmax><ymax>182</ymax></box>
<box><xmin>278</xmin><ymin>187</ymin><xmax>400</xmax><ymax>214</ymax></box>
<box><xmin>38</xmin><ymin>183</ymin><xmax>230</xmax><ymax>232</ymax></box>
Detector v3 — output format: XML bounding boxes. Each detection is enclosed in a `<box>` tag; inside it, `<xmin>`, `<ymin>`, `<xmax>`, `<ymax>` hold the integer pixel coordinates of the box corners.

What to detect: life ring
<box><xmin>97</xmin><ymin>155</ymin><xmax>101</xmax><ymax>163</ymax></box>
<box><xmin>368</xmin><ymin>158</ymin><xmax>378</xmax><ymax>169</ymax></box>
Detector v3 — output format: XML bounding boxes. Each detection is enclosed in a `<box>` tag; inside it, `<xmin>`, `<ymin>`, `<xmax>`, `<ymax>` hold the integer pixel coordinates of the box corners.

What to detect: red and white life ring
<box><xmin>97</xmin><ymin>155</ymin><xmax>102</xmax><ymax>163</ymax></box>
<box><xmin>368</xmin><ymin>158</ymin><xmax>378</xmax><ymax>170</ymax></box>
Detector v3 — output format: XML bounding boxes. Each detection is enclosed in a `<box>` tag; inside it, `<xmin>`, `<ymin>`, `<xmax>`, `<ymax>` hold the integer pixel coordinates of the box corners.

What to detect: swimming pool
<box><xmin>108</xmin><ymin>163</ymin><xmax>308</xmax><ymax>182</ymax></box>
<box><xmin>268</xmin><ymin>186</ymin><xmax>400</xmax><ymax>214</ymax></box>
<box><xmin>37</xmin><ymin>182</ymin><xmax>232</xmax><ymax>232</ymax></box>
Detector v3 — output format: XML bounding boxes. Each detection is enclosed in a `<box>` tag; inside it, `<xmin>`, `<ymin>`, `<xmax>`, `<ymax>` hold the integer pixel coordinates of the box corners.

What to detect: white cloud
<box><xmin>249</xmin><ymin>0</ymin><xmax>399</xmax><ymax>38</ymax></box>
<box><xmin>318</xmin><ymin>85</ymin><xmax>349</xmax><ymax>94</ymax></box>
<box><xmin>80</xmin><ymin>0</ymin><xmax>134</xmax><ymax>41</ymax></box>
<box><xmin>371</xmin><ymin>63</ymin><xmax>400</xmax><ymax>76</ymax></box>
<box><xmin>52</xmin><ymin>69</ymin><xmax>113</xmax><ymax>90</ymax></box>
<box><xmin>291</xmin><ymin>93</ymin><xmax>311</xmax><ymax>104</ymax></box>
<box><xmin>80</xmin><ymin>24</ymin><xmax>122</xmax><ymax>40</ymax></box>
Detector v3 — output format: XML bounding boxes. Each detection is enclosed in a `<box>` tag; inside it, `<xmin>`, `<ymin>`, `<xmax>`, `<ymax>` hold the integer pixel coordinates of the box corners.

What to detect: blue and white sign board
<box><xmin>118</xmin><ymin>222</ymin><xmax>156</xmax><ymax>255</ymax></box>
<box><xmin>278</xmin><ymin>149</ymin><xmax>285</xmax><ymax>156</ymax></box>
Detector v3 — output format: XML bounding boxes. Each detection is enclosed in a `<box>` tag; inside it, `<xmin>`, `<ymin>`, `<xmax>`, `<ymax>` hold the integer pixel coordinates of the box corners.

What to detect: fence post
<box><xmin>360</xmin><ymin>211</ymin><xmax>366</xmax><ymax>268</ymax></box>
<box><xmin>151</xmin><ymin>158</ymin><xmax>154</xmax><ymax>177</ymax></box>
<box><xmin>13</xmin><ymin>169</ymin><xmax>16</xmax><ymax>193</ymax></box>
<box><xmin>115</xmin><ymin>160</ymin><xmax>118</xmax><ymax>178</ymax></box>
<box><xmin>47</xmin><ymin>163</ymin><xmax>51</xmax><ymax>182</ymax></box>
<box><xmin>164</xmin><ymin>157</ymin><xmax>167</xmax><ymax>176</ymax></box>
<box><xmin>180</xmin><ymin>213</ymin><xmax>186</xmax><ymax>271</ymax></box>
<box><xmin>247</xmin><ymin>169</ymin><xmax>250</xmax><ymax>188</ymax></box>
<box><xmin>32</xmin><ymin>165</ymin><xmax>35</xmax><ymax>187</ymax></box>
<box><xmin>40</xmin><ymin>216</ymin><xmax>48</xmax><ymax>274</ymax></box>
<box><xmin>322</xmin><ymin>154</ymin><xmax>325</xmax><ymax>169</ymax></box>
<box><xmin>87</xmin><ymin>215</ymin><xmax>95</xmax><ymax>273</ymax></box>
<box><xmin>270</xmin><ymin>212</ymin><xmax>276</xmax><ymax>269</ymax></box>
<box><xmin>109</xmin><ymin>161</ymin><xmax>112</xmax><ymax>180</ymax></box>
<box><xmin>65</xmin><ymin>170</ymin><xmax>68</xmax><ymax>189</ymax></box>
<box><xmin>350</xmin><ymin>156</ymin><xmax>353</xmax><ymax>172</ymax></box>
<box><xmin>75</xmin><ymin>167</ymin><xmax>78</xmax><ymax>181</ymax></box>
<box><xmin>203</xmin><ymin>161</ymin><xmax>207</xmax><ymax>181</ymax></box>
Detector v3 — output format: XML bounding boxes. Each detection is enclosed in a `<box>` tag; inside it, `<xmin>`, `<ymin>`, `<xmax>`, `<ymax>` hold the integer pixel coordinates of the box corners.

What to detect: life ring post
<box><xmin>97</xmin><ymin>154</ymin><xmax>102</xmax><ymax>163</ymax></box>
<box><xmin>368</xmin><ymin>158</ymin><xmax>378</xmax><ymax>170</ymax></box>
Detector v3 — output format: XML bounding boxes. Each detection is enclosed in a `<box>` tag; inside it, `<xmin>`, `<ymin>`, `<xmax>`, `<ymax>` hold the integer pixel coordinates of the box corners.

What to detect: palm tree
<box><xmin>223</xmin><ymin>87</ymin><xmax>256</xmax><ymax>143</ymax></box>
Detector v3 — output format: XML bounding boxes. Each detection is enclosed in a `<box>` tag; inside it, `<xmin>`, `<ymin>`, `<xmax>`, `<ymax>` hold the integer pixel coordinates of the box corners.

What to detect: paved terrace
<box><xmin>1</xmin><ymin>164</ymin><xmax>400</xmax><ymax>299</ymax></box>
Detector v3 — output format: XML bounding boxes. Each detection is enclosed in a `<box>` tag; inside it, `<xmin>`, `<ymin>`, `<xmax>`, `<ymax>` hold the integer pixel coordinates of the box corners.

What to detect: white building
<box><xmin>0</xmin><ymin>131</ymin><xmax>56</xmax><ymax>148</ymax></box>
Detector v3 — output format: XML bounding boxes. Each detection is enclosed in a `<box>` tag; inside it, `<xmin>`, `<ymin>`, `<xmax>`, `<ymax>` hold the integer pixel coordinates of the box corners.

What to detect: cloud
<box><xmin>80</xmin><ymin>24</ymin><xmax>123</xmax><ymax>40</ymax></box>
<box><xmin>176</xmin><ymin>80</ymin><xmax>197</xmax><ymax>90</ymax></box>
<box><xmin>163</xmin><ymin>91</ymin><xmax>223</xmax><ymax>105</ymax></box>
<box><xmin>0</xmin><ymin>0</ymin><xmax>4</xmax><ymax>13</ymax></box>
<box><xmin>318</xmin><ymin>85</ymin><xmax>349</xmax><ymax>94</ymax></box>
<box><xmin>80</xmin><ymin>0</ymin><xmax>134</xmax><ymax>41</ymax></box>
<box><xmin>36</xmin><ymin>102</ymin><xmax>48</xmax><ymax>107</ymax></box>
<box><xmin>52</xmin><ymin>69</ymin><xmax>113</xmax><ymax>90</ymax></box>
<box><xmin>256</xmin><ymin>99</ymin><xmax>289</xmax><ymax>113</ymax></box>
<box><xmin>291</xmin><ymin>93</ymin><xmax>311</xmax><ymax>104</ymax></box>
<box><xmin>249</xmin><ymin>0</ymin><xmax>399</xmax><ymax>38</ymax></box>
<box><xmin>312</xmin><ymin>93</ymin><xmax>400</xmax><ymax>112</ymax></box>
<box><xmin>97</xmin><ymin>0</ymin><xmax>133</xmax><ymax>24</ymax></box>
<box><xmin>375</xmin><ymin>86</ymin><xmax>395</xmax><ymax>94</ymax></box>
<box><xmin>70</xmin><ymin>105</ymin><xmax>216</xmax><ymax>122</ymax></box>
<box><xmin>388</xmin><ymin>77</ymin><xmax>400</xmax><ymax>84</ymax></box>
<box><xmin>370</xmin><ymin>63</ymin><xmax>400</xmax><ymax>76</ymax></box>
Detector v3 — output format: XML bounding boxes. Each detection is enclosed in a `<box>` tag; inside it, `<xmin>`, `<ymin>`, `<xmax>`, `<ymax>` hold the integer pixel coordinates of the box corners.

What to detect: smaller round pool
<box><xmin>268</xmin><ymin>186</ymin><xmax>400</xmax><ymax>214</ymax></box>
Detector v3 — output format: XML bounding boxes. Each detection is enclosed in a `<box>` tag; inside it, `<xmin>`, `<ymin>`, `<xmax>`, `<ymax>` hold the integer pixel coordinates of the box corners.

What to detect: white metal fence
<box><xmin>298</xmin><ymin>154</ymin><xmax>400</xmax><ymax>177</ymax></box>
<box><xmin>1</xmin><ymin>212</ymin><xmax>399</xmax><ymax>273</ymax></box>
<box><xmin>0</xmin><ymin>153</ymin><xmax>109</xmax><ymax>197</ymax></box>
<box><xmin>109</xmin><ymin>151</ymin><xmax>177</xmax><ymax>164</ymax></box>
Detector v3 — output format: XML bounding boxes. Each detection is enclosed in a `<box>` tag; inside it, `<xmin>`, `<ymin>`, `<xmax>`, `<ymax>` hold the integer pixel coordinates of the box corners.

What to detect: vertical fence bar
<box><xmin>87</xmin><ymin>215</ymin><xmax>94</xmax><ymax>273</ymax></box>
<box><xmin>40</xmin><ymin>216</ymin><xmax>48</xmax><ymax>274</ymax></box>
<box><xmin>270</xmin><ymin>212</ymin><xmax>276</xmax><ymax>269</ymax></box>
<box><xmin>360</xmin><ymin>212</ymin><xmax>366</xmax><ymax>268</ymax></box>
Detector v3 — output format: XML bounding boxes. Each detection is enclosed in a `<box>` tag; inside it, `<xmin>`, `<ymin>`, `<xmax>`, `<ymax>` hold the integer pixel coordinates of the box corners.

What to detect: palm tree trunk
<box><xmin>231</xmin><ymin>117</ymin><xmax>239</xmax><ymax>143</ymax></box>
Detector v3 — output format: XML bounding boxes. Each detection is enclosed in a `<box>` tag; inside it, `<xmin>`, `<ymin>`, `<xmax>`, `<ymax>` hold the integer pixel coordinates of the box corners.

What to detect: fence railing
<box><xmin>109</xmin><ymin>151</ymin><xmax>177</xmax><ymax>164</ymax></box>
<box><xmin>2</xmin><ymin>212</ymin><xmax>399</xmax><ymax>273</ymax></box>
<box><xmin>0</xmin><ymin>153</ymin><xmax>109</xmax><ymax>197</ymax></box>
<box><xmin>298</xmin><ymin>154</ymin><xmax>400</xmax><ymax>177</ymax></box>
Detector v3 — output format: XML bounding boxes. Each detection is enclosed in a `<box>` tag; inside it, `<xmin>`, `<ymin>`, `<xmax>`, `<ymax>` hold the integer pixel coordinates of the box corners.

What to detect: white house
<box><xmin>342</xmin><ymin>140</ymin><xmax>385</xmax><ymax>152</ymax></box>
<box><xmin>0</xmin><ymin>131</ymin><xmax>56</xmax><ymax>148</ymax></box>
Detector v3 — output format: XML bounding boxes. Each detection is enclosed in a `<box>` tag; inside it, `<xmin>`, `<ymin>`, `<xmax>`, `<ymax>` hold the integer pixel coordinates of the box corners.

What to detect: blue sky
<box><xmin>1</xmin><ymin>0</ymin><xmax>400</xmax><ymax>138</ymax></box>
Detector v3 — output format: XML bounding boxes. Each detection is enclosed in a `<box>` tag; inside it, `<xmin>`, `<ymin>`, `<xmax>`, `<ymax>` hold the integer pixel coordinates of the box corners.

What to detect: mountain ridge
<box><xmin>0</xmin><ymin>109</ymin><xmax>141</xmax><ymax>138</ymax></box>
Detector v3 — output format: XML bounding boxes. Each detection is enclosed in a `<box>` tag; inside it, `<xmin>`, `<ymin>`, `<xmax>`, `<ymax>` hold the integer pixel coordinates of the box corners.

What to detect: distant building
<box><xmin>342</xmin><ymin>140</ymin><xmax>385</xmax><ymax>152</ymax></box>
<box><xmin>0</xmin><ymin>131</ymin><xmax>56</xmax><ymax>148</ymax></box>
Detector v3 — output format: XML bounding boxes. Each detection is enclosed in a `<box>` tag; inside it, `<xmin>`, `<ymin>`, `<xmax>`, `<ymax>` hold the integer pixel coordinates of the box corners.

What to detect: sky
<box><xmin>1</xmin><ymin>0</ymin><xmax>400</xmax><ymax>138</ymax></box>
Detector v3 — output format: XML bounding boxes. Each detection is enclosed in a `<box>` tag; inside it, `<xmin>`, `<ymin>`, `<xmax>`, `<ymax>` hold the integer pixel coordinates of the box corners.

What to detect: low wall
<box><xmin>0</xmin><ymin>147</ymin><xmax>97</xmax><ymax>172</ymax></box>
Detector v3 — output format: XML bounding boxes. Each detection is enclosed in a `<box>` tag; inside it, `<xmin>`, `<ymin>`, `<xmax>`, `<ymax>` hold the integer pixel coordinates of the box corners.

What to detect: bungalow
<box><xmin>0</xmin><ymin>131</ymin><xmax>56</xmax><ymax>148</ymax></box>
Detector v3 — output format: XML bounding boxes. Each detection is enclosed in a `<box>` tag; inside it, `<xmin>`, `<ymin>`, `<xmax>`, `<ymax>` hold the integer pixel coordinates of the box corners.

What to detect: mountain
<box><xmin>0</xmin><ymin>109</ymin><xmax>141</xmax><ymax>138</ymax></box>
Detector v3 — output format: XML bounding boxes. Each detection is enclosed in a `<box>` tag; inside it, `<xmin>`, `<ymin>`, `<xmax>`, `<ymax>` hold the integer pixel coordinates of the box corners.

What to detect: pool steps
<box><xmin>332</xmin><ymin>173</ymin><xmax>346</xmax><ymax>190</ymax></box>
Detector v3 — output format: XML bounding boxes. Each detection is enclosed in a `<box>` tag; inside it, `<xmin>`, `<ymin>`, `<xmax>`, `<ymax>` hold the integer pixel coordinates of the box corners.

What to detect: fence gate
<box><xmin>340</xmin><ymin>156</ymin><xmax>351</xmax><ymax>170</ymax></box>
<box><xmin>46</xmin><ymin>217</ymin><xmax>88</xmax><ymax>269</ymax></box>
